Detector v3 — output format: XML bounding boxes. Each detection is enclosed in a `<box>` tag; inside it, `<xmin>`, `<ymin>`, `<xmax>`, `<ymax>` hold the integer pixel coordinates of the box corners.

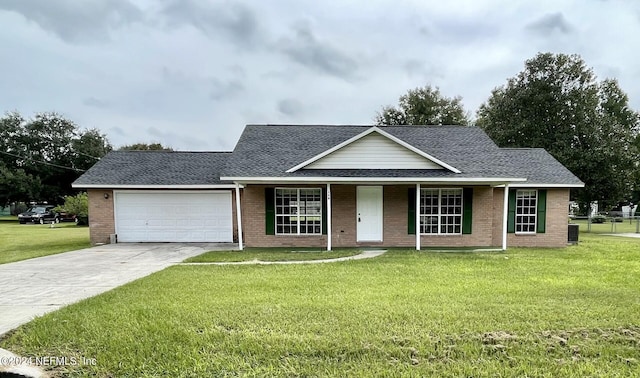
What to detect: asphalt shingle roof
<box><xmin>73</xmin><ymin>125</ymin><xmax>584</xmax><ymax>187</ymax></box>
<box><xmin>223</xmin><ymin>124</ymin><xmax>584</xmax><ymax>185</ymax></box>
<box><xmin>73</xmin><ymin>151</ymin><xmax>231</xmax><ymax>186</ymax></box>
<box><xmin>499</xmin><ymin>148</ymin><xmax>583</xmax><ymax>185</ymax></box>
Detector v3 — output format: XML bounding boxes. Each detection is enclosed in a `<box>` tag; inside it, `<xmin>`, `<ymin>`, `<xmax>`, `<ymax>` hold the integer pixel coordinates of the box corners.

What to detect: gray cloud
<box><xmin>0</xmin><ymin>0</ymin><xmax>142</xmax><ymax>43</ymax></box>
<box><xmin>109</xmin><ymin>127</ymin><xmax>126</xmax><ymax>137</ymax></box>
<box><xmin>277</xmin><ymin>23</ymin><xmax>359</xmax><ymax>80</ymax></box>
<box><xmin>425</xmin><ymin>19</ymin><xmax>500</xmax><ymax>45</ymax></box>
<box><xmin>83</xmin><ymin>97</ymin><xmax>110</xmax><ymax>109</ymax></box>
<box><xmin>147</xmin><ymin>127</ymin><xmax>208</xmax><ymax>149</ymax></box>
<box><xmin>403</xmin><ymin>59</ymin><xmax>443</xmax><ymax>80</ymax></box>
<box><xmin>526</xmin><ymin>13</ymin><xmax>573</xmax><ymax>35</ymax></box>
<box><xmin>277</xmin><ymin>99</ymin><xmax>303</xmax><ymax>116</ymax></box>
<box><xmin>162</xmin><ymin>0</ymin><xmax>261</xmax><ymax>47</ymax></box>
<box><xmin>209</xmin><ymin>79</ymin><xmax>244</xmax><ymax>101</ymax></box>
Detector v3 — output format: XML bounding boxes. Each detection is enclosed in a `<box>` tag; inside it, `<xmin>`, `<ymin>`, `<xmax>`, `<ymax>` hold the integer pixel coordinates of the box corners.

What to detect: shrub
<box><xmin>54</xmin><ymin>193</ymin><xmax>88</xmax><ymax>224</ymax></box>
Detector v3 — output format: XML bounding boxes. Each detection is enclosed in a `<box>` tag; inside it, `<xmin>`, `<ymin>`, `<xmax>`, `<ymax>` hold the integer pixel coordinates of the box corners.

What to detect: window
<box><xmin>275</xmin><ymin>188</ymin><xmax>322</xmax><ymax>235</ymax></box>
<box><xmin>515</xmin><ymin>190</ymin><xmax>537</xmax><ymax>233</ymax></box>
<box><xmin>420</xmin><ymin>188</ymin><xmax>462</xmax><ymax>235</ymax></box>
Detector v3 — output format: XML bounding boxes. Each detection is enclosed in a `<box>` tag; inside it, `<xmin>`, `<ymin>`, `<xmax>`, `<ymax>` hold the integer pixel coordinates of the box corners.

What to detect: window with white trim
<box><xmin>420</xmin><ymin>188</ymin><xmax>462</xmax><ymax>234</ymax></box>
<box><xmin>275</xmin><ymin>188</ymin><xmax>322</xmax><ymax>235</ymax></box>
<box><xmin>516</xmin><ymin>189</ymin><xmax>537</xmax><ymax>233</ymax></box>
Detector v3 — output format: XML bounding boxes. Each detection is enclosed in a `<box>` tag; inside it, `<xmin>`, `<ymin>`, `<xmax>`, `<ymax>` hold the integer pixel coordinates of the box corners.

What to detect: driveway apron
<box><xmin>0</xmin><ymin>243</ymin><xmax>235</xmax><ymax>336</ymax></box>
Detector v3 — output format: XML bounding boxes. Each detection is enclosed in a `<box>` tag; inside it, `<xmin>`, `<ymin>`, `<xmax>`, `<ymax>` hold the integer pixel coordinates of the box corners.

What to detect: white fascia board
<box><xmin>222</xmin><ymin>176</ymin><xmax>527</xmax><ymax>184</ymax></box>
<box><xmin>498</xmin><ymin>183</ymin><xmax>585</xmax><ymax>188</ymax></box>
<box><xmin>285</xmin><ymin>126</ymin><xmax>461</xmax><ymax>174</ymax></box>
<box><xmin>72</xmin><ymin>184</ymin><xmax>241</xmax><ymax>189</ymax></box>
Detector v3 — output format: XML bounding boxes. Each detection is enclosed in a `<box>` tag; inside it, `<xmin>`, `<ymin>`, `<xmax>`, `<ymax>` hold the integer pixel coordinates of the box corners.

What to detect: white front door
<box><xmin>357</xmin><ymin>186</ymin><xmax>383</xmax><ymax>242</ymax></box>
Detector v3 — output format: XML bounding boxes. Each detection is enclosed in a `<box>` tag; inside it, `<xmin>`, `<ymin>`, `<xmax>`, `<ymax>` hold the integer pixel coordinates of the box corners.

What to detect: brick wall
<box><xmin>492</xmin><ymin>188</ymin><xmax>569</xmax><ymax>248</ymax></box>
<box><xmin>242</xmin><ymin>185</ymin><xmax>327</xmax><ymax>248</ymax></box>
<box><xmin>418</xmin><ymin>186</ymin><xmax>494</xmax><ymax>248</ymax></box>
<box><xmin>88</xmin><ymin>189</ymin><xmax>115</xmax><ymax>245</ymax></box>
<box><xmin>242</xmin><ymin>184</ymin><xmax>499</xmax><ymax>249</ymax></box>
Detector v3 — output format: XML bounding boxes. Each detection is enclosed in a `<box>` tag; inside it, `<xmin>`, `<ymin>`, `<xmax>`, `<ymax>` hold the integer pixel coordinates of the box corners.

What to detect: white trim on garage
<box><xmin>75</xmin><ymin>184</ymin><xmax>240</xmax><ymax>189</ymax></box>
<box><xmin>113</xmin><ymin>190</ymin><xmax>233</xmax><ymax>243</ymax></box>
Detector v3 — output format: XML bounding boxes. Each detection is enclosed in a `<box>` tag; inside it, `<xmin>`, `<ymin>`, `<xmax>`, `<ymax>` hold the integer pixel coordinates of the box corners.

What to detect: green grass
<box><xmin>573</xmin><ymin>218</ymin><xmax>640</xmax><ymax>234</ymax></box>
<box><xmin>0</xmin><ymin>215</ymin><xmax>17</xmax><ymax>222</ymax></box>
<box><xmin>185</xmin><ymin>249</ymin><xmax>361</xmax><ymax>263</ymax></box>
<box><xmin>2</xmin><ymin>234</ymin><xmax>639</xmax><ymax>377</ymax></box>
<box><xmin>0</xmin><ymin>222</ymin><xmax>90</xmax><ymax>264</ymax></box>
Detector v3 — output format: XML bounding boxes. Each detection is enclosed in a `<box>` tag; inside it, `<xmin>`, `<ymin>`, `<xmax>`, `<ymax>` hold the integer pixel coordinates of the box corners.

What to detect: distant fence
<box><xmin>570</xmin><ymin>216</ymin><xmax>640</xmax><ymax>234</ymax></box>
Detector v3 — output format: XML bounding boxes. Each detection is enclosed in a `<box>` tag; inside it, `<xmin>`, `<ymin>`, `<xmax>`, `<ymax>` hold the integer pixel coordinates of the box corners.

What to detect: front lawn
<box><xmin>0</xmin><ymin>222</ymin><xmax>90</xmax><ymax>264</ymax></box>
<box><xmin>2</xmin><ymin>234</ymin><xmax>639</xmax><ymax>377</ymax></box>
<box><xmin>185</xmin><ymin>248</ymin><xmax>361</xmax><ymax>263</ymax></box>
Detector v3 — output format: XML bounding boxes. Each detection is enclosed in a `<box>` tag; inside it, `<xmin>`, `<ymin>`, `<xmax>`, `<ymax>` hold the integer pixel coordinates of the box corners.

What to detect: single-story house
<box><xmin>72</xmin><ymin>125</ymin><xmax>584</xmax><ymax>250</ymax></box>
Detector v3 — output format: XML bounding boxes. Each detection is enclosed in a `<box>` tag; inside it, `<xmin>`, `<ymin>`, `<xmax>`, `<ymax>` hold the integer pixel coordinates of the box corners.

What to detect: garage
<box><xmin>114</xmin><ymin>191</ymin><xmax>233</xmax><ymax>243</ymax></box>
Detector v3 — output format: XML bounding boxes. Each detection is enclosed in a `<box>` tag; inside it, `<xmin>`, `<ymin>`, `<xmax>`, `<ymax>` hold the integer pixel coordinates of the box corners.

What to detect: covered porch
<box><xmin>233</xmin><ymin>180</ymin><xmax>518</xmax><ymax>251</ymax></box>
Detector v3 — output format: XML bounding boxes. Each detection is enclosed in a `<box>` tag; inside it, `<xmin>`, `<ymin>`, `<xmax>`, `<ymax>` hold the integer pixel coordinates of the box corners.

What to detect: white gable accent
<box><xmin>305</xmin><ymin>132</ymin><xmax>443</xmax><ymax>169</ymax></box>
<box><xmin>286</xmin><ymin>126</ymin><xmax>461</xmax><ymax>173</ymax></box>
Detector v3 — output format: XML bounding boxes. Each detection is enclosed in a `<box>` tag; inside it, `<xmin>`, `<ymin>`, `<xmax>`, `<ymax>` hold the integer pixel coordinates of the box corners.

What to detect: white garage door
<box><xmin>114</xmin><ymin>191</ymin><xmax>233</xmax><ymax>242</ymax></box>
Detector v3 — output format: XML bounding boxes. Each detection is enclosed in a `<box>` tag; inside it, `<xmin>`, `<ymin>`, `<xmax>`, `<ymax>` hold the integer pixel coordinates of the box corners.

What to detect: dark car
<box><xmin>18</xmin><ymin>205</ymin><xmax>60</xmax><ymax>224</ymax></box>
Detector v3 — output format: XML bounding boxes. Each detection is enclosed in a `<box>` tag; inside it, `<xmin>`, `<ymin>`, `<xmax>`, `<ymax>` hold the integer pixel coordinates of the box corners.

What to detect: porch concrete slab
<box><xmin>0</xmin><ymin>243</ymin><xmax>236</xmax><ymax>337</ymax></box>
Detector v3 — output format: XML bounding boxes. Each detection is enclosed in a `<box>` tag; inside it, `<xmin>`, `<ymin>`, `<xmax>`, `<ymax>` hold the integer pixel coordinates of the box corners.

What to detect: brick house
<box><xmin>73</xmin><ymin>125</ymin><xmax>583</xmax><ymax>250</ymax></box>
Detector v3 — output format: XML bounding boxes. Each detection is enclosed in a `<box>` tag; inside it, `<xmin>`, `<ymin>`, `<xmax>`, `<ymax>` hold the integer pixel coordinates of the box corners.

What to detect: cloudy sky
<box><xmin>1</xmin><ymin>0</ymin><xmax>639</xmax><ymax>151</ymax></box>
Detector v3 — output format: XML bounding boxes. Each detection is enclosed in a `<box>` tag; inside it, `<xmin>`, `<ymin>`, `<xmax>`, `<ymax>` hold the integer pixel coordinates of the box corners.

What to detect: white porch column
<box><xmin>235</xmin><ymin>183</ymin><xmax>243</xmax><ymax>251</ymax></box>
<box><xmin>416</xmin><ymin>183</ymin><xmax>421</xmax><ymax>251</ymax></box>
<box><xmin>502</xmin><ymin>184</ymin><xmax>509</xmax><ymax>251</ymax></box>
<box><xmin>327</xmin><ymin>183</ymin><xmax>332</xmax><ymax>251</ymax></box>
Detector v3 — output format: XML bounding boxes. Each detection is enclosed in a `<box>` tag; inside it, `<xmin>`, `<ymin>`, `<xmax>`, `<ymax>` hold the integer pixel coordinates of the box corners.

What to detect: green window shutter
<box><xmin>462</xmin><ymin>188</ymin><xmax>473</xmax><ymax>234</ymax></box>
<box><xmin>265</xmin><ymin>188</ymin><xmax>275</xmax><ymax>235</ymax></box>
<box><xmin>408</xmin><ymin>188</ymin><xmax>416</xmax><ymax>235</ymax></box>
<box><xmin>537</xmin><ymin>190</ymin><xmax>547</xmax><ymax>234</ymax></box>
<box><xmin>321</xmin><ymin>188</ymin><xmax>327</xmax><ymax>235</ymax></box>
<box><xmin>507</xmin><ymin>189</ymin><xmax>516</xmax><ymax>233</ymax></box>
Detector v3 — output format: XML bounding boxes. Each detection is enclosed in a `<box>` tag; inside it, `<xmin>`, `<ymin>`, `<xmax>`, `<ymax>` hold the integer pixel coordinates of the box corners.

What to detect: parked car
<box><xmin>18</xmin><ymin>205</ymin><xmax>60</xmax><ymax>224</ymax></box>
<box><xmin>57</xmin><ymin>211</ymin><xmax>78</xmax><ymax>223</ymax></box>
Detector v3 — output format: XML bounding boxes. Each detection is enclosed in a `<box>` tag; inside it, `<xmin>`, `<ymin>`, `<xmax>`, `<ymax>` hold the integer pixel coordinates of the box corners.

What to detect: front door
<box><xmin>357</xmin><ymin>186</ymin><xmax>383</xmax><ymax>242</ymax></box>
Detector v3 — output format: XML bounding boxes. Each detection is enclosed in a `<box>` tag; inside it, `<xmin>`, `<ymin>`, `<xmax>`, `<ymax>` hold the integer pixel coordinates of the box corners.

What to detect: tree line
<box><xmin>377</xmin><ymin>53</ymin><xmax>640</xmax><ymax>213</ymax></box>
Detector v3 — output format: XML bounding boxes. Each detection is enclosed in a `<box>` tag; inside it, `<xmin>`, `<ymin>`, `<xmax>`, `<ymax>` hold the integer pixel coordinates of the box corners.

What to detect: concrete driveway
<box><xmin>0</xmin><ymin>243</ymin><xmax>236</xmax><ymax>336</ymax></box>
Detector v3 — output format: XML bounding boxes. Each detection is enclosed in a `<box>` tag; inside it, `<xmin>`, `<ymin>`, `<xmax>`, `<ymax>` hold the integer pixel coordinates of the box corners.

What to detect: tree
<box><xmin>119</xmin><ymin>143</ymin><xmax>173</xmax><ymax>151</ymax></box>
<box><xmin>375</xmin><ymin>85</ymin><xmax>471</xmax><ymax>126</ymax></box>
<box><xmin>72</xmin><ymin>129</ymin><xmax>113</xmax><ymax>171</ymax></box>
<box><xmin>0</xmin><ymin>162</ymin><xmax>41</xmax><ymax>207</ymax></box>
<box><xmin>0</xmin><ymin>112</ymin><xmax>112</xmax><ymax>205</ymax></box>
<box><xmin>476</xmin><ymin>52</ymin><xmax>640</xmax><ymax>210</ymax></box>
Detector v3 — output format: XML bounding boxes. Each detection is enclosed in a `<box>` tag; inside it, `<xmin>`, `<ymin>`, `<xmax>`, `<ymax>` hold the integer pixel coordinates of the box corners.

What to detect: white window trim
<box><xmin>275</xmin><ymin>187</ymin><xmax>323</xmax><ymax>236</ymax></box>
<box><xmin>420</xmin><ymin>188</ymin><xmax>463</xmax><ymax>236</ymax></box>
<box><xmin>515</xmin><ymin>189</ymin><xmax>537</xmax><ymax>235</ymax></box>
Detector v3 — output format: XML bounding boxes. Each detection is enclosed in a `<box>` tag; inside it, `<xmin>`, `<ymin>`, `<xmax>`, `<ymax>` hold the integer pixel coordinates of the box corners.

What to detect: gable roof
<box><xmin>286</xmin><ymin>126</ymin><xmax>461</xmax><ymax>173</ymax></box>
<box><xmin>219</xmin><ymin>125</ymin><xmax>496</xmax><ymax>182</ymax></box>
<box><xmin>72</xmin><ymin>151</ymin><xmax>233</xmax><ymax>188</ymax></box>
